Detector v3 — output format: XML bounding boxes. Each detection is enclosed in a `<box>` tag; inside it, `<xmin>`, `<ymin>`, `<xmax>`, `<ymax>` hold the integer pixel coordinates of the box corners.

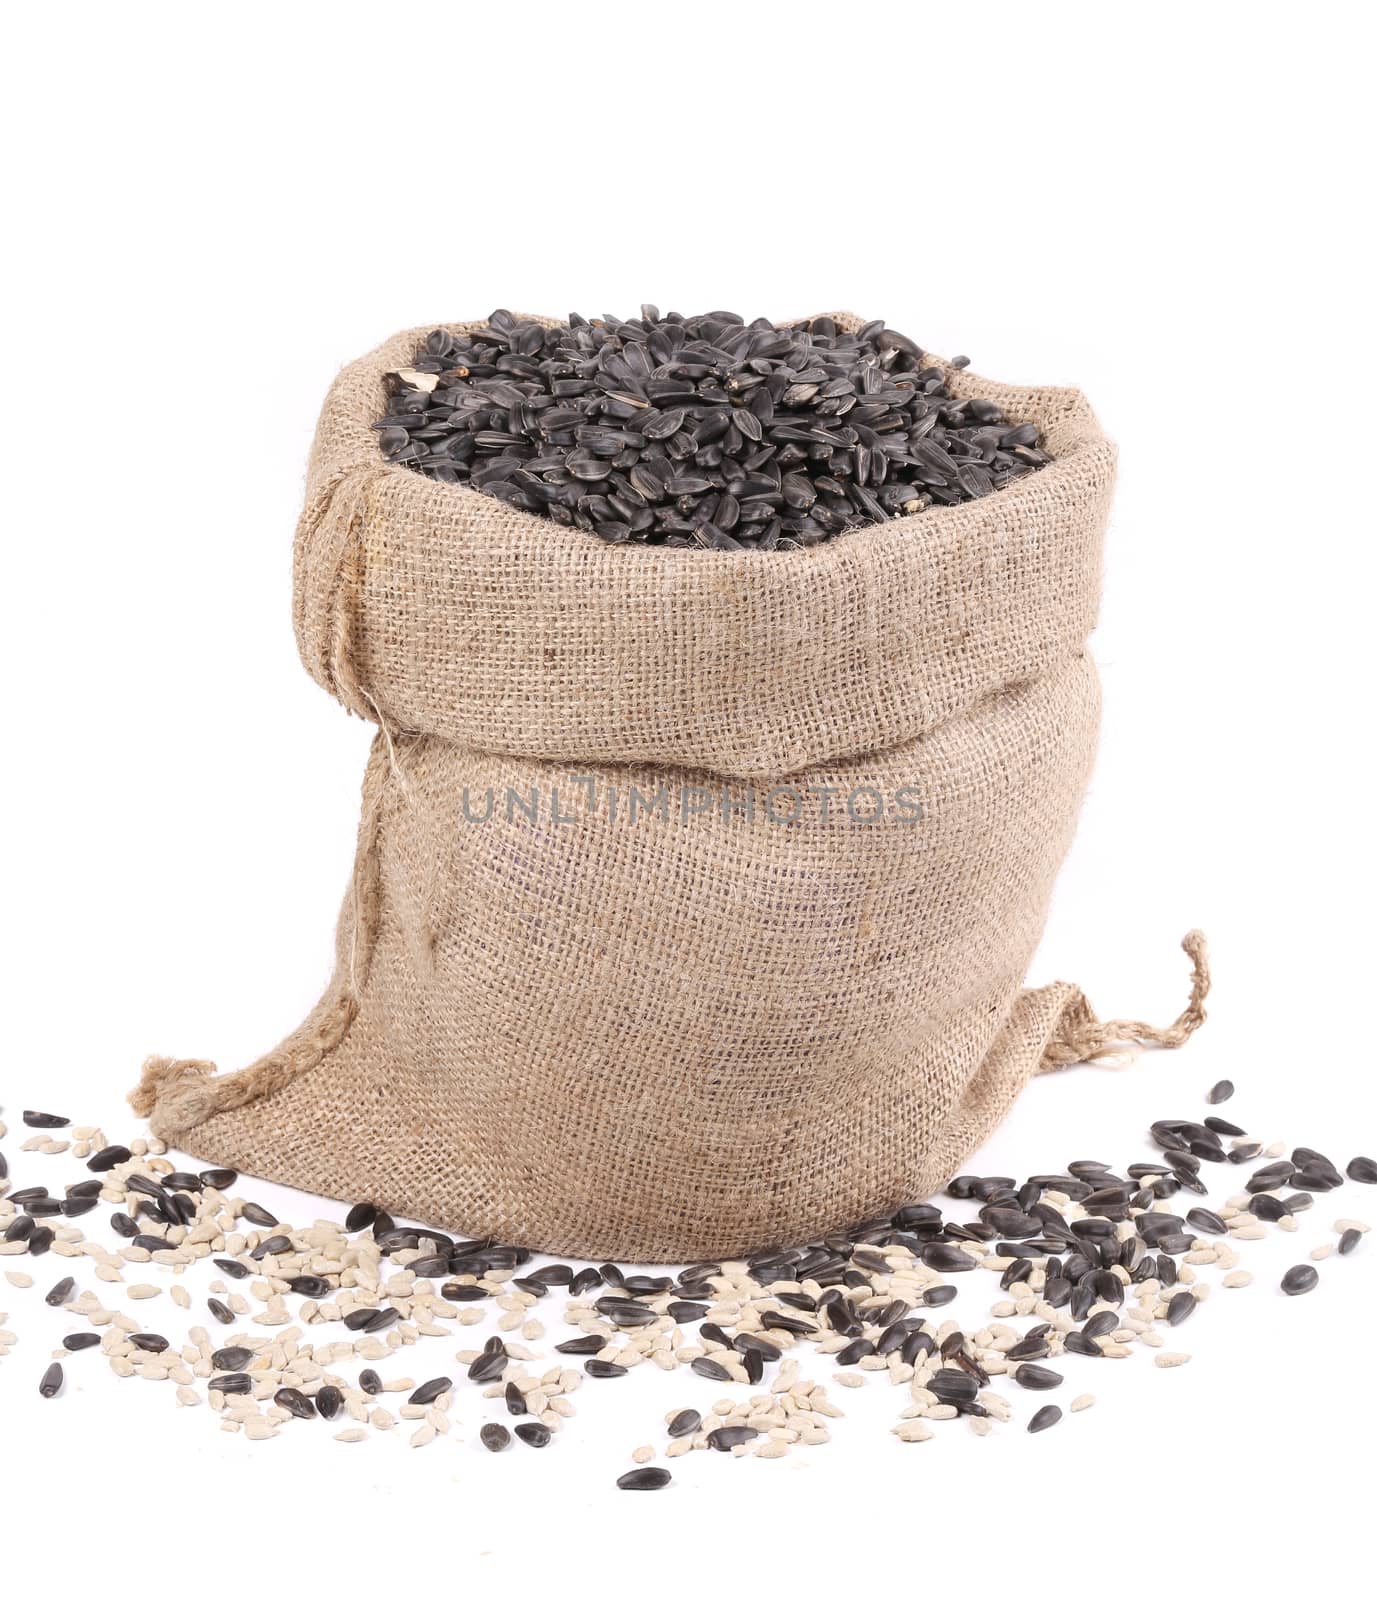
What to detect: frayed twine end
<box><xmin>129</xmin><ymin>1054</ymin><xmax>219</xmax><ymax>1133</ymax></box>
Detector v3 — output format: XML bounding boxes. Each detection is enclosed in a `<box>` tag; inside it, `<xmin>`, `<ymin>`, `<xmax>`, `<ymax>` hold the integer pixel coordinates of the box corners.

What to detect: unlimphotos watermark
<box><xmin>459</xmin><ymin>777</ymin><xmax>924</xmax><ymax>827</ymax></box>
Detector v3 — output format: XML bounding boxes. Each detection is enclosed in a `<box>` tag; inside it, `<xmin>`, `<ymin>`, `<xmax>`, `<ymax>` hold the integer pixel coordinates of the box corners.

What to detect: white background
<box><xmin>2</xmin><ymin>0</ymin><xmax>1374</xmax><ymax>1583</ymax></box>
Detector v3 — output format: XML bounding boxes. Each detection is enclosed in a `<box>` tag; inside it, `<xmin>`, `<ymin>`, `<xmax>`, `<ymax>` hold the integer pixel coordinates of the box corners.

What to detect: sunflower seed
<box><xmin>381</xmin><ymin>312</ymin><xmax>1045</xmax><ymax>550</ymax></box>
<box><xmin>208</xmin><ymin>1373</ymin><xmax>253</xmax><ymax>1394</ymax></box>
<box><xmin>1014</xmin><ymin>1363</ymin><xmax>1063</xmax><ymax>1391</ymax></box>
<box><xmin>617</xmin><ymin>1467</ymin><xmax>672</xmax><ymax>1490</ymax></box>
<box><xmin>274</xmin><ymin>1387</ymin><xmax>315</xmax><ymax>1419</ymax></box>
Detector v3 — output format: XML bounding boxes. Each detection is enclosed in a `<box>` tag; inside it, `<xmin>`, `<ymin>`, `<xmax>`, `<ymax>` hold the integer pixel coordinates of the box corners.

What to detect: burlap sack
<box><xmin>132</xmin><ymin>314</ymin><xmax>1207</xmax><ymax>1261</ymax></box>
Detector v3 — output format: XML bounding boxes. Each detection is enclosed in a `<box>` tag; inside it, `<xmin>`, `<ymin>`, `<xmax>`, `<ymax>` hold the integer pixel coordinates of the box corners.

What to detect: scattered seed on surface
<box><xmin>617</xmin><ymin>1467</ymin><xmax>672</xmax><ymax>1490</ymax></box>
<box><xmin>1281</xmin><ymin>1264</ymin><xmax>1319</xmax><ymax>1296</ymax></box>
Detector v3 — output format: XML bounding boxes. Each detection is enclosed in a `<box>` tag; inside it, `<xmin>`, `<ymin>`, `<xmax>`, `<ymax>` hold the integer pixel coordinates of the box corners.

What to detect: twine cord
<box><xmin>1039</xmin><ymin>930</ymin><xmax>1210</xmax><ymax>1072</ymax></box>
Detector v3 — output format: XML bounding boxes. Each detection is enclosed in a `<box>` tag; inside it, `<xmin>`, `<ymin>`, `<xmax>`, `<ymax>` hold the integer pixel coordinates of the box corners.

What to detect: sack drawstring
<box><xmin>1039</xmin><ymin>930</ymin><xmax>1210</xmax><ymax>1072</ymax></box>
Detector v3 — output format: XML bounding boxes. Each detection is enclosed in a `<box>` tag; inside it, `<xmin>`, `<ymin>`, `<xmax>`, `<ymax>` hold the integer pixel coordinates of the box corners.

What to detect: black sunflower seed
<box><xmin>922</xmin><ymin>1243</ymin><xmax>977</xmax><ymax>1273</ymax></box>
<box><xmin>381</xmin><ymin>312</ymin><xmax>1044</xmax><ymax>551</ymax></box>
<box><xmin>359</xmin><ymin>1368</ymin><xmax>383</xmax><ymax>1395</ymax></box>
<box><xmin>129</xmin><ymin>1333</ymin><xmax>169</xmax><ymax>1353</ymax></box>
<box><xmin>1063</xmin><ymin>1331</ymin><xmax>1103</xmax><ymax>1357</ymax></box>
<box><xmin>617</xmin><ymin>1467</ymin><xmax>672</xmax><ymax>1490</ymax></box>
<box><xmin>1338</xmin><ymin>1228</ymin><xmax>1362</xmax><ymax>1255</ymax></box>
<box><xmin>1028</xmin><ymin>1404</ymin><xmax>1062</xmax><ymax>1433</ymax></box>
<box><xmin>207</xmin><ymin>1298</ymin><xmax>235</xmax><ymax>1325</ymax></box>
<box><xmin>667</xmin><ymin>1300</ymin><xmax>708</xmax><ymax>1323</ymax></box>
<box><xmin>23</xmin><ymin>1111</ymin><xmax>69</xmax><ymax>1128</ymax></box>
<box><xmin>211</xmin><ymin>1346</ymin><xmax>254</xmax><ymax>1371</ymax></box>
<box><xmin>708</xmin><ymin>1426</ymin><xmax>758</xmax><ymax>1450</ymax></box>
<box><xmin>1247</xmin><ymin>1161</ymin><xmax>1296</xmax><ymax>1193</ymax></box>
<box><xmin>343</xmin><ymin>1201</ymin><xmax>378</xmax><ymax>1231</ymax></box>
<box><xmin>1348</xmin><ymin>1156</ymin><xmax>1377</xmax><ymax>1184</ymax></box>
<box><xmin>668</xmin><ymin>1408</ymin><xmax>701</xmax><ymax>1438</ymax></box>
<box><xmin>410</xmin><ymin>1376</ymin><xmax>452</xmax><ymax>1405</ymax></box>
<box><xmin>274</xmin><ymin>1387</ymin><xmax>315</xmax><ymax>1419</ymax></box>
<box><xmin>28</xmin><ymin>1226</ymin><xmax>54</xmax><ymax>1255</ymax></box>
<box><xmin>555</xmin><ymin>1335</ymin><xmax>606</xmax><ymax>1356</ymax></box>
<box><xmin>199</xmin><ymin>1168</ymin><xmax>238</xmax><ymax>1189</ymax></box>
<box><xmin>584</xmin><ymin>1359</ymin><xmax>631</xmax><ymax>1379</ymax></box>
<box><xmin>1205</xmin><ymin>1080</ymin><xmax>1234</xmax><ymax>1104</ymax></box>
<box><xmin>63</xmin><ymin>1332</ymin><xmax>101</xmax><ymax>1352</ymax></box>
<box><xmin>315</xmin><ymin>1385</ymin><xmax>343</xmax><ymax>1419</ymax></box>
<box><xmin>1166</xmin><ymin>1290</ymin><xmax>1197</xmax><ymax>1326</ymax></box>
<box><xmin>212</xmin><ymin>1257</ymin><xmax>250</xmax><ymax>1278</ymax></box>
<box><xmin>240</xmin><ymin>1202</ymin><xmax>278</xmax><ymax>1227</ymax></box>
<box><xmin>1014</xmin><ymin>1363</ymin><xmax>1063</xmax><ymax>1391</ymax></box>
<box><xmin>208</xmin><ymin>1373</ymin><xmax>252</xmax><ymax>1394</ymax></box>
<box><xmin>87</xmin><ymin>1145</ymin><xmax>132</xmax><ymax>1172</ymax></box>
<box><xmin>596</xmin><ymin>1297</ymin><xmax>658</xmax><ymax>1327</ymax></box>
<box><xmin>1281</xmin><ymin>1264</ymin><xmax>1319</xmax><ymax>1295</ymax></box>
<box><xmin>288</xmin><ymin>1275</ymin><xmax>330</xmax><ymax>1298</ymax></box>
<box><xmin>44</xmin><ymin>1276</ymin><xmax>75</xmax><ymax>1306</ymax></box>
<box><xmin>1204</xmin><ymin>1116</ymin><xmax>1246</xmax><ymax>1137</ymax></box>
<box><xmin>927</xmin><ymin>1369</ymin><xmax>979</xmax><ymax>1403</ymax></box>
<box><xmin>481</xmin><ymin>1423</ymin><xmax>512</xmax><ymax>1452</ymax></box>
<box><xmin>1186</xmin><ymin>1208</ymin><xmax>1227</xmax><ymax>1235</ymax></box>
<box><xmin>515</xmin><ymin>1421</ymin><xmax>551</xmax><ymax>1448</ymax></box>
<box><xmin>690</xmin><ymin>1356</ymin><xmax>734</xmax><ymax>1382</ymax></box>
<box><xmin>467</xmin><ymin>1351</ymin><xmax>508</xmax><ymax>1382</ymax></box>
<box><xmin>39</xmin><ymin>1361</ymin><xmax>65</xmax><ymax>1397</ymax></box>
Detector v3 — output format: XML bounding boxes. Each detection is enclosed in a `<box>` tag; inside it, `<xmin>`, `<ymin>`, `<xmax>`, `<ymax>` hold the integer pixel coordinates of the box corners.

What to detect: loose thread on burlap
<box><xmin>1039</xmin><ymin>930</ymin><xmax>1210</xmax><ymax>1072</ymax></box>
<box><xmin>129</xmin><ymin>739</ymin><xmax>394</xmax><ymax>1143</ymax></box>
<box><xmin>131</xmin><ymin>468</ymin><xmax>421</xmax><ymax>1142</ymax></box>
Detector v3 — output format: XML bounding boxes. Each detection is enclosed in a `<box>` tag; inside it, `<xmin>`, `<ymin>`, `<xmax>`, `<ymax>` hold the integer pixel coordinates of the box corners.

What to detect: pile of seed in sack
<box><xmin>1</xmin><ymin>1085</ymin><xmax>1371</xmax><ymax>1490</ymax></box>
<box><xmin>376</xmin><ymin>309</ymin><xmax>1051</xmax><ymax>549</ymax></box>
